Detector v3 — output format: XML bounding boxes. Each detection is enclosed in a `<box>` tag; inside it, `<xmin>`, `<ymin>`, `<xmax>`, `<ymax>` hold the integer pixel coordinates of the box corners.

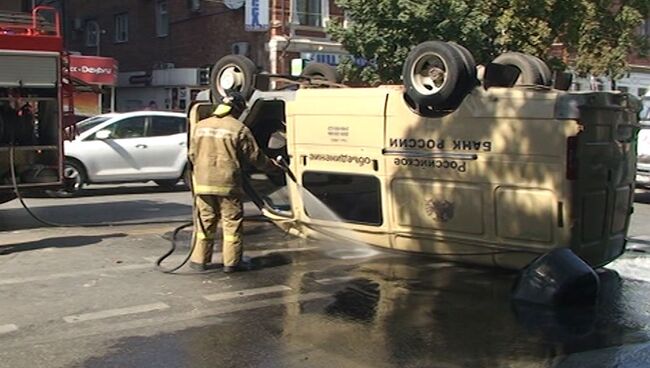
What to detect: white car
<box><xmin>54</xmin><ymin>111</ymin><xmax>189</xmax><ymax>196</ymax></box>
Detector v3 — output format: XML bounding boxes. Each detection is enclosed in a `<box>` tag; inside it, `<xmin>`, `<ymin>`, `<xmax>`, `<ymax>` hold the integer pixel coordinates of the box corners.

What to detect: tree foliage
<box><xmin>328</xmin><ymin>0</ymin><xmax>649</xmax><ymax>84</ymax></box>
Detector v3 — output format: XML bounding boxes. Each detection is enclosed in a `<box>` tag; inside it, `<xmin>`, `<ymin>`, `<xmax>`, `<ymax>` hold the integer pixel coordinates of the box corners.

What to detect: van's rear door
<box><xmin>557</xmin><ymin>92</ymin><xmax>641</xmax><ymax>266</ymax></box>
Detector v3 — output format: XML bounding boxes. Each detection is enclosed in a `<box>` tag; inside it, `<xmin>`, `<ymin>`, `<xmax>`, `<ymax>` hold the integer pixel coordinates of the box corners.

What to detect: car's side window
<box><xmin>148</xmin><ymin>116</ymin><xmax>185</xmax><ymax>137</ymax></box>
<box><xmin>110</xmin><ymin>117</ymin><xmax>146</xmax><ymax>139</ymax></box>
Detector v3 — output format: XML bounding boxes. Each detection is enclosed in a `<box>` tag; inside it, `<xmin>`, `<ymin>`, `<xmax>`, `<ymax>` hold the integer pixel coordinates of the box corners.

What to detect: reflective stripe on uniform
<box><xmin>193</xmin><ymin>184</ymin><xmax>233</xmax><ymax>195</ymax></box>
<box><xmin>223</xmin><ymin>234</ymin><xmax>240</xmax><ymax>242</ymax></box>
<box><xmin>196</xmin><ymin>231</ymin><xmax>214</xmax><ymax>240</ymax></box>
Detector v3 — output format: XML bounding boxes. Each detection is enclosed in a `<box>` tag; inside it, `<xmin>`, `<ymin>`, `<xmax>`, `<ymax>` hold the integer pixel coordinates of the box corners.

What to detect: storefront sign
<box><xmin>69</xmin><ymin>55</ymin><xmax>118</xmax><ymax>86</ymax></box>
<box><xmin>245</xmin><ymin>0</ymin><xmax>269</xmax><ymax>31</ymax></box>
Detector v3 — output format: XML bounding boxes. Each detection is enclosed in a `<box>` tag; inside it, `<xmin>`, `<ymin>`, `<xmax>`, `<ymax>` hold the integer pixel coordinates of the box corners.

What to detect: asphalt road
<box><xmin>1</xmin><ymin>184</ymin><xmax>650</xmax><ymax>368</ymax></box>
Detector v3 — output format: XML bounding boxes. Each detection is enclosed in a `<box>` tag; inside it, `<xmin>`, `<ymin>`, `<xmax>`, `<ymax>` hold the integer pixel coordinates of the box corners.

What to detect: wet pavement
<box><xmin>1</xmin><ymin>186</ymin><xmax>650</xmax><ymax>367</ymax></box>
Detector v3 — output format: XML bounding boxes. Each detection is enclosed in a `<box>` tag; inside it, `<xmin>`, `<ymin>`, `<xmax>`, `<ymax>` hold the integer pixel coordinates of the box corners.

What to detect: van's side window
<box><xmin>302</xmin><ymin>172</ymin><xmax>382</xmax><ymax>226</ymax></box>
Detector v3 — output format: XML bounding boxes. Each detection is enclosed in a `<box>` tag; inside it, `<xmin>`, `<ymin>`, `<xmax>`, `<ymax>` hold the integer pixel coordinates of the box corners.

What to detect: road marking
<box><xmin>0</xmin><ymin>263</ymin><xmax>152</xmax><ymax>286</ymax></box>
<box><xmin>2</xmin><ymin>292</ymin><xmax>331</xmax><ymax>350</ymax></box>
<box><xmin>203</xmin><ymin>285</ymin><xmax>291</xmax><ymax>302</ymax></box>
<box><xmin>63</xmin><ymin>302</ymin><xmax>170</xmax><ymax>323</ymax></box>
<box><xmin>314</xmin><ymin>276</ymin><xmax>357</xmax><ymax>285</ymax></box>
<box><xmin>0</xmin><ymin>324</ymin><xmax>18</xmax><ymax>334</ymax></box>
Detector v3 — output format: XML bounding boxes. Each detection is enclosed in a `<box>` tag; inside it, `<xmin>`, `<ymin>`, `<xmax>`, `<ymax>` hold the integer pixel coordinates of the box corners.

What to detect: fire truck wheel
<box><xmin>492</xmin><ymin>52</ymin><xmax>547</xmax><ymax>86</ymax></box>
<box><xmin>403</xmin><ymin>41</ymin><xmax>466</xmax><ymax>108</ymax></box>
<box><xmin>210</xmin><ymin>55</ymin><xmax>257</xmax><ymax>102</ymax></box>
<box><xmin>301</xmin><ymin>63</ymin><xmax>342</xmax><ymax>83</ymax></box>
<box><xmin>48</xmin><ymin>159</ymin><xmax>86</xmax><ymax>198</ymax></box>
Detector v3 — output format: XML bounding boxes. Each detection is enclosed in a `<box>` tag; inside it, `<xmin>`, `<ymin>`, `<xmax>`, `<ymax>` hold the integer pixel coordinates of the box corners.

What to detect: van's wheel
<box><xmin>210</xmin><ymin>55</ymin><xmax>257</xmax><ymax>102</ymax></box>
<box><xmin>47</xmin><ymin>159</ymin><xmax>86</xmax><ymax>198</ymax></box>
<box><xmin>403</xmin><ymin>41</ymin><xmax>467</xmax><ymax>109</ymax></box>
<box><xmin>301</xmin><ymin>63</ymin><xmax>342</xmax><ymax>83</ymax></box>
<box><xmin>492</xmin><ymin>52</ymin><xmax>549</xmax><ymax>86</ymax></box>
<box><xmin>528</xmin><ymin>54</ymin><xmax>552</xmax><ymax>86</ymax></box>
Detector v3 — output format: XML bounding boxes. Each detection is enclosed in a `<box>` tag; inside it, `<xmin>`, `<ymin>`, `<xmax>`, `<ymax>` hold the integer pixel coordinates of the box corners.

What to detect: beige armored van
<box><xmin>190</xmin><ymin>42</ymin><xmax>641</xmax><ymax>270</ymax></box>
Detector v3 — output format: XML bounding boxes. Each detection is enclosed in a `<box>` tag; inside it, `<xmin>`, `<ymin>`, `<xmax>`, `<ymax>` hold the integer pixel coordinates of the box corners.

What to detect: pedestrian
<box><xmin>188</xmin><ymin>91</ymin><xmax>282</xmax><ymax>273</ymax></box>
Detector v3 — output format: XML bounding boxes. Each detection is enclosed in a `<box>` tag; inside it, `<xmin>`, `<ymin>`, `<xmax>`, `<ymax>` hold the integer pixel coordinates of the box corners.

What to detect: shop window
<box><xmin>156</xmin><ymin>0</ymin><xmax>169</xmax><ymax>37</ymax></box>
<box><xmin>295</xmin><ymin>0</ymin><xmax>328</xmax><ymax>27</ymax></box>
<box><xmin>114</xmin><ymin>13</ymin><xmax>128</xmax><ymax>43</ymax></box>
<box><xmin>302</xmin><ymin>172</ymin><xmax>382</xmax><ymax>226</ymax></box>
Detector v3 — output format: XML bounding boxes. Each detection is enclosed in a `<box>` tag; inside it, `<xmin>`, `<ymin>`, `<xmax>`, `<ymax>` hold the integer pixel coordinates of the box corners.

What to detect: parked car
<box><xmin>637</xmin><ymin>96</ymin><xmax>650</xmax><ymax>187</ymax></box>
<box><xmin>51</xmin><ymin>111</ymin><xmax>189</xmax><ymax>197</ymax></box>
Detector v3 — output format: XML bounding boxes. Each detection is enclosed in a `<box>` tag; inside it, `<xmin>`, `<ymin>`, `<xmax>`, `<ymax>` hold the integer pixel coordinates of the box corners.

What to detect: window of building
<box><xmin>85</xmin><ymin>20</ymin><xmax>99</xmax><ymax>47</ymax></box>
<box><xmin>156</xmin><ymin>0</ymin><xmax>169</xmax><ymax>37</ymax></box>
<box><xmin>617</xmin><ymin>86</ymin><xmax>629</xmax><ymax>93</ymax></box>
<box><xmin>638</xmin><ymin>18</ymin><xmax>650</xmax><ymax>37</ymax></box>
<box><xmin>188</xmin><ymin>0</ymin><xmax>200</xmax><ymax>12</ymax></box>
<box><xmin>640</xmin><ymin>88</ymin><xmax>648</xmax><ymax>97</ymax></box>
<box><xmin>295</xmin><ymin>0</ymin><xmax>328</xmax><ymax>27</ymax></box>
<box><xmin>302</xmin><ymin>172</ymin><xmax>383</xmax><ymax>226</ymax></box>
<box><xmin>114</xmin><ymin>13</ymin><xmax>128</xmax><ymax>43</ymax></box>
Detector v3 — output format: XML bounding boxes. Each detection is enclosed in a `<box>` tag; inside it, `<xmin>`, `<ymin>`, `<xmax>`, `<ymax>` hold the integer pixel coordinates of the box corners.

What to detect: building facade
<box><xmin>61</xmin><ymin>0</ymin><xmax>345</xmax><ymax>111</ymax></box>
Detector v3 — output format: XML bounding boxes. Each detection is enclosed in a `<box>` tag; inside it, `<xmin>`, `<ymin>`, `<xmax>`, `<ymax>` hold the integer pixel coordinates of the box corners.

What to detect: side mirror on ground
<box><xmin>95</xmin><ymin>129</ymin><xmax>112</xmax><ymax>140</ymax></box>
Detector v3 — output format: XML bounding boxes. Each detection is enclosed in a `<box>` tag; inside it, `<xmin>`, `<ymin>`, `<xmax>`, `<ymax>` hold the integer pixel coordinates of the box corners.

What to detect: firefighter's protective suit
<box><xmin>188</xmin><ymin>100</ymin><xmax>277</xmax><ymax>269</ymax></box>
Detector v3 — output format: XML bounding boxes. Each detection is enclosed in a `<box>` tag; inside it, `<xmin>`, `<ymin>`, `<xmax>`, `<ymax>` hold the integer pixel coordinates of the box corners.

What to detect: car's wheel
<box><xmin>492</xmin><ymin>52</ymin><xmax>547</xmax><ymax>86</ymax></box>
<box><xmin>301</xmin><ymin>62</ymin><xmax>342</xmax><ymax>83</ymax></box>
<box><xmin>47</xmin><ymin>159</ymin><xmax>86</xmax><ymax>198</ymax></box>
<box><xmin>154</xmin><ymin>179</ymin><xmax>179</xmax><ymax>189</ymax></box>
<box><xmin>210</xmin><ymin>55</ymin><xmax>257</xmax><ymax>102</ymax></box>
<box><xmin>403</xmin><ymin>41</ymin><xmax>466</xmax><ymax>109</ymax></box>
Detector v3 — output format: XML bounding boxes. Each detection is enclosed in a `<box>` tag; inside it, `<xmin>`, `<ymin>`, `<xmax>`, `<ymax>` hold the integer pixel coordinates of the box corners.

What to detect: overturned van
<box><xmin>190</xmin><ymin>41</ymin><xmax>641</xmax><ymax>270</ymax></box>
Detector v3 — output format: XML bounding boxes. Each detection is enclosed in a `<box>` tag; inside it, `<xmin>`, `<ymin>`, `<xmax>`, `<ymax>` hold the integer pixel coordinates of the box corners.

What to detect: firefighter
<box><xmin>188</xmin><ymin>91</ymin><xmax>281</xmax><ymax>273</ymax></box>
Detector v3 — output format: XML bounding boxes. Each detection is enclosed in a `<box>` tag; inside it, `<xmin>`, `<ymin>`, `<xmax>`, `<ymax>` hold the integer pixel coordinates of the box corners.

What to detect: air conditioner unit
<box><xmin>232</xmin><ymin>42</ymin><xmax>250</xmax><ymax>56</ymax></box>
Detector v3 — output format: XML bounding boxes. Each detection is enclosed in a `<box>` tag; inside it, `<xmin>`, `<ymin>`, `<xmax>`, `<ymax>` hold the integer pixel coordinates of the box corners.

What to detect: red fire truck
<box><xmin>0</xmin><ymin>6</ymin><xmax>74</xmax><ymax>204</ymax></box>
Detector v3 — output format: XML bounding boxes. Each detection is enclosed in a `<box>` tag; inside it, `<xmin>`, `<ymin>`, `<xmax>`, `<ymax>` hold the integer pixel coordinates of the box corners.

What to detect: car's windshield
<box><xmin>76</xmin><ymin>116</ymin><xmax>112</xmax><ymax>134</ymax></box>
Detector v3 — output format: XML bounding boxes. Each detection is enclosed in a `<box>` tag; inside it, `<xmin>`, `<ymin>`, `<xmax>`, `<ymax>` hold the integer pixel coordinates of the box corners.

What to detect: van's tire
<box><xmin>447</xmin><ymin>41</ymin><xmax>477</xmax><ymax>83</ymax></box>
<box><xmin>47</xmin><ymin>159</ymin><xmax>86</xmax><ymax>198</ymax></box>
<box><xmin>301</xmin><ymin>63</ymin><xmax>342</xmax><ymax>83</ymax></box>
<box><xmin>403</xmin><ymin>41</ymin><xmax>466</xmax><ymax>108</ymax></box>
<box><xmin>492</xmin><ymin>52</ymin><xmax>547</xmax><ymax>86</ymax></box>
<box><xmin>210</xmin><ymin>55</ymin><xmax>257</xmax><ymax>102</ymax></box>
<box><xmin>444</xmin><ymin>42</ymin><xmax>478</xmax><ymax>108</ymax></box>
<box><xmin>528</xmin><ymin>54</ymin><xmax>552</xmax><ymax>86</ymax></box>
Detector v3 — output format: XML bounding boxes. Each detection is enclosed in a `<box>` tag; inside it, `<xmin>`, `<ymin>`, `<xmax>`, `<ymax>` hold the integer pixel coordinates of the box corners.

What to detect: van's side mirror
<box><xmin>95</xmin><ymin>130</ymin><xmax>112</xmax><ymax>140</ymax></box>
